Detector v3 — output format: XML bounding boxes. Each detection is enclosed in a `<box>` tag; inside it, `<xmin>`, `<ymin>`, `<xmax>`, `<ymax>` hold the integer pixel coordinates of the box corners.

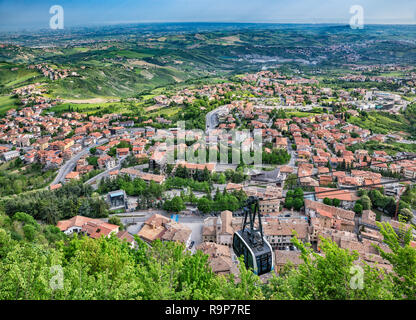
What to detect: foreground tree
<box><xmin>0</xmin><ymin>210</ymin><xmax>414</xmax><ymax>300</ymax></box>
<box><xmin>375</xmin><ymin>222</ymin><xmax>416</xmax><ymax>300</ymax></box>
<box><xmin>266</xmin><ymin>235</ymin><xmax>394</xmax><ymax>300</ymax></box>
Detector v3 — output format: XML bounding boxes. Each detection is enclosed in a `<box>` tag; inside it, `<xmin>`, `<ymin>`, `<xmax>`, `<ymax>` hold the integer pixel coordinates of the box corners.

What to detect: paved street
<box><xmin>165</xmin><ymin>188</ymin><xmax>208</xmax><ymax>199</ymax></box>
<box><xmin>51</xmin><ymin>138</ymin><xmax>108</xmax><ymax>185</ymax></box>
<box><xmin>181</xmin><ymin>221</ymin><xmax>203</xmax><ymax>253</ymax></box>
<box><xmin>110</xmin><ymin>210</ymin><xmax>206</xmax><ymax>251</ymax></box>
<box><xmin>287</xmin><ymin>140</ymin><xmax>297</xmax><ymax>168</ymax></box>
<box><xmin>50</xmin><ymin>127</ymin><xmax>145</xmax><ymax>187</ymax></box>
<box><xmin>205</xmin><ymin>105</ymin><xmax>228</xmax><ymax>132</ymax></box>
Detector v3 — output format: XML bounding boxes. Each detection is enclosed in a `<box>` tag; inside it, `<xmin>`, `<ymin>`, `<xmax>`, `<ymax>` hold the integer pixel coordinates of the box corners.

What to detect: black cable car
<box><xmin>232</xmin><ymin>196</ymin><xmax>274</xmax><ymax>275</ymax></box>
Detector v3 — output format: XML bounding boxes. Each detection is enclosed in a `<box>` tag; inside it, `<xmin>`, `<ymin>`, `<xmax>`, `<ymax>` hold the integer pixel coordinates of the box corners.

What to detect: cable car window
<box><xmin>262</xmin><ymin>254</ymin><xmax>270</xmax><ymax>273</ymax></box>
<box><xmin>233</xmin><ymin>235</ymin><xmax>240</xmax><ymax>255</ymax></box>
<box><xmin>243</xmin><ymin>246</ymin><xmax>248</xmax><ymax>265</ymax></box>
<box><xmin>247</xmin><ymin>251</ymin><xmax>254</xmax><ymax>270</ymax></box>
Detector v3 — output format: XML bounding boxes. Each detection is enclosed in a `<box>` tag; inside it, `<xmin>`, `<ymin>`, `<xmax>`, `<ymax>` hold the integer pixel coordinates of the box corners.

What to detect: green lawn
<box><xmin>48</xmin><ymin>101</ymin><xmax>138</xmax><ymax>116</ymax></box>
<box><xmin>347</xmin><ymin>139</ymin><xmax>416</xmax><ymax>156</ymax></box>
<box><xmin>0</xmin><ymin>95</ymin><xmax>20</xmax><ymax>115</ymax></box>
<box><xmin>147</xmin><ymin>106</ymin><xmax>182</xmax><ymax>118</ymax></box>
<box><xmin>348</xmin><ymin>112</ymin><xmax>410</xmax><ymax>134</ymax></box>
<box><xmin>287</xmin><ymin>111</ymin><xmax>322</xmax><ymax>118</ymax></box>
<box><xmin>109</xmin><ymin>50</ymin><xmax>154</xmax><ymax>59</ymax></box>
<box><xmin>0</xmin><ymin>63</ymin><xmax>40</xmax><ymax>88</ymax></box>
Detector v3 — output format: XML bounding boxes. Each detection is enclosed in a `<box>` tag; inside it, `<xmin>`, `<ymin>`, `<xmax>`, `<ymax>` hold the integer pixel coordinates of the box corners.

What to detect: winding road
<box><xmin>205</xmin><ymin>106</ymin><xmax>228</xmax><ymax>132</ymax></box>
<box><xmin>50</xmin><ymin>138</ymin><xmax>108</xmax><ymax>185</ymax></box>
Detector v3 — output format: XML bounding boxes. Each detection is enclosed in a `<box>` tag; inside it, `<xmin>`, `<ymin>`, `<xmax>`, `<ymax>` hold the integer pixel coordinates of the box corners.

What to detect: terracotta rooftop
<box><xmin>137</xmin><ymin>214</ymin><xmax>191</xmax><ymax>244</ymax></box>
<box><xmin>56</xmin><ymin>215</ymin><xmax>119</xmax><ymax>239</ymax></box>
<box><xmin>314</xmin><ymin>187</ymin><xmax>359</xmax><ymax>202</ymax></box>
<box><xmin>65</xmin><ymin>171</ymin><xmax>80</xmax><ymax>180</ymax></box>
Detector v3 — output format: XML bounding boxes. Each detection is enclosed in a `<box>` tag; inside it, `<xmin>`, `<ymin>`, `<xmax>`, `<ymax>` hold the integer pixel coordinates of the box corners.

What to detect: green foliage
<box><xmin>121</xmin><ymin>154</ymin><xmax>143</xmax><ymax>168</ymax></box>
<box><xmin>224</xmin><ymin>169</ymin><xmax>245</xmax><ymax>184</ymax></box>
<box><xmin>98</xmin><ymin>174</ymin><xmax>163</xmax><ymax>200</ymax></box>
<box><xmin>22</xmin><ymin>224</ymin><xmax>37</xmax><ymax>241</ymax></box>
<box><xmin>13</xmin><ymin>211</ymin><xmax>38</xmax><ymax>227</ymax></box>
<box><xmin>89</xmin><ymin>147</ymin><xmax>97</xmax><ymax>155</ymax></box>
<box><xmin>163</xmin><ymin>196</ymin><xmax>185</xmax><ymax>213</ymax></box>
<box><xmin>284</xmin><ymin>188</ymin><xmax>304</xmax><ymax>210</ymax></box>
<box><xmin>0</xmin><ymin>206</ymin><xmax>414</xmax><ymax>300</ymax></box>
<box><xmin>173</xmin><ymin>98</ymin><xmax>231</xmax><ymax>130</ymax></box>
<box><xmin>108</xmin><ymin>216</ymin><xmax>124</xmax><ymax>230</ymax></box>
<box><xmin>354</xmin><ymin>203</ymin><xmax>363</xmax><ymax>215</ymax></box>
<box><xmin>398</xmin><ymin>208</ymin><xmax>413</xmax><ymax>223</ymax></box>
<box><xmin>270</xmin><ymin>108</ymin><xmax>287</xmax><ymax>120</ymax></box>
<box><xmin>0</xmin><ymin>224</ymin><xmax>264</xmax><ymax>300</ymax></box>
<box><xmin>348</xmin><ymin>110</ymin><xmax>409</xmax><ymax>133</ymax></box>
<box><xmin>401</xmin><ymin>185</ymin><xmax>416</xmax><ymax>209</ymax></box>
<box><xmin>86</xmin><ymin>156</ymin><xmax>98</xmax><ymax>167</ymax></box>
<box><xmin>197</xmin><ymin>189</ymin><xmax>246</xmax><ymax>214</ymax></box>
<box><xmin>332</xmin><ymin>198</ymin><xmax>341</xmax><ymax>207</ymax></box>
<box><xmin>376</xmin><ymin>222</ymin><xmax>416</xmax><ymax>299</ymax></box>
<box><xmin>81</xmin><ymin>169</ymin><xmax>104</xmax><ymax>183</ymax></box>
<box><xmin>284</xmin><ymin>174</ymin><xmax>298</xmax><ymax>190</ymax></box>
<box><xmin>262</xmin><ymin>149</ymin><xmax>291</xmax><ymax>165</ymax></box>
<box><xmin>360</xmin><ymin>195</ymin><xmax>372</xmax><ymax>210</ymax></box>
<box><xmin>266</xmin><ymin>236</ymin><xmax>394</xmax><ymax>300</ymax></box>
<box><xmin>347</xmin><ymin>139</ymin><xmax>416</xmax><ymax>158</ymax></box>
<box><xmin>323</xmin><ymin>197</ymin><xmax>332</xmax><ymax>206</ymax></box>
<box><xmin>165</xmin><ymin>177</ymin><xmax>211</xmax><ymax>193</ymax></box>
<box><xmin>174</xmin><ymin>165</ymin><xmax>213</xmax><ymax>183</ymax></box>
<box><xmin>402</xmin><ymin>103</ymin><xmax>416</xmax><ymax>138</ymax></box>
<box><xmin>0</xmin><ymin>162</ymin><xmax>56</xmax><ymax>196</ymax></box>
<box><xmin>0</xmin><ymin>211</ymin><xmax>65</xmax><ymax>244</ymax></box>
<box><xmin>1</xmin><ymin>180</ymin><xmax>108</xmax><ymax>224</ymax></box>
<box><xmin>197</xmin><ymin>197</ymin><xmax>212</xmax><ymax>214</ymax></box>
<box><xmin>368</xmin><ymin>189</ymin><xmax>397</xmax><ymax>216</ymax></box>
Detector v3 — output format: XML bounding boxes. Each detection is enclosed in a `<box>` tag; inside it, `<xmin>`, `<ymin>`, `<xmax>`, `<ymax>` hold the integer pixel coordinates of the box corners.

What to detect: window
<box><xmin>233</xmin><ymin>234</ymin><xmax>242</xmax><ymax>256</ymax></box>
<box><xmin>247</xmin><ymin>251</ymin><xmax>254</xmax><ymax>270</ymax></box>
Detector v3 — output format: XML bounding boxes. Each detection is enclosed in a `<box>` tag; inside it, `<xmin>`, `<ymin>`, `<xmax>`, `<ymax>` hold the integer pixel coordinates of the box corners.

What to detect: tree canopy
<box><xmin>0</xmin><ymin>209</ymin><xmax>414</xmax><ymax>300</ymax></box>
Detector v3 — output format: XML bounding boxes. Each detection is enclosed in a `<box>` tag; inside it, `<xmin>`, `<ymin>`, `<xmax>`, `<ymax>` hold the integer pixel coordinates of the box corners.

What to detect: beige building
<box><xmin>196</xmin><ymin>242</ymin><xmax>234</xmax><ymax>275</ymax></box>
<box><xmin>137</xmin><ymin>214</ymin><xmax>192</xmax><ymax>247</ymax></box>
<box><xmin>263</xmin><ymin>218</ymin><xmax>310</xmax><ymax>250</ymax></box>
<box><xmin>362</xmin><ymin>210</ymin><xmax>377</xmax><ymax>226</ymax></box>
<box><xmin>259</xmin><ymin>199</ymin><xmax>281</xmax><ymax>215</ymax></box>
<box><xmin>274</xmin><ymin>250</ymin><xmax>303</xmax><ymax>274</ymax></box>
<box><xmin>202</xmin><ymin>210</ymin><xmax>242</xmax><ymax>246</ymax></box>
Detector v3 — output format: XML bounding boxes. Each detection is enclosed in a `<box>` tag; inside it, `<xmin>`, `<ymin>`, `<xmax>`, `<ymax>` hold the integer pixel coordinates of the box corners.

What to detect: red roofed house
<box><xmin>314</xmin><ymin>187</ymin><xmax>359</xmax><ymax>210</ymax></box>
<box><xmin>57</xmin><ymin>215</ymin><xmax>120</xmax><ymax>239</ymax></box>
<box><xmin>65</xmin><ymin>171</ymin><xmax>80</xmax><ymax>182</ymax></box>
<box><xmin>116</xmin><ymin>147</ymin><xmax>130</xmax><ymax>157</ymax></box>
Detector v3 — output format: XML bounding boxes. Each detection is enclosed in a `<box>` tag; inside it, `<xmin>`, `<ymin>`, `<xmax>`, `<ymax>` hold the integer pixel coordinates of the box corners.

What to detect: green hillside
<box><xmin>0</xmin><ymin>62</ymin><xmax>41</xmax><ymax>91</ymax></box>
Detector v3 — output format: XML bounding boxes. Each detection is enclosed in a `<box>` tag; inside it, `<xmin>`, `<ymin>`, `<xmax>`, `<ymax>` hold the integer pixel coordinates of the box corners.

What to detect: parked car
<box><xmin>189</xmin><ymin>241</ymin><xmax>195</xmax><ymax>249</ymax></box>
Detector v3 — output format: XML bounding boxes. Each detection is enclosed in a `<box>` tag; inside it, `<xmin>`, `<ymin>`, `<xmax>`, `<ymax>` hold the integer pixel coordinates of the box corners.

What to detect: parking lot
<box><xmin>182</xmin><ymin>221</ymin><xmax>203</xmax><ymax>253</ymax></box>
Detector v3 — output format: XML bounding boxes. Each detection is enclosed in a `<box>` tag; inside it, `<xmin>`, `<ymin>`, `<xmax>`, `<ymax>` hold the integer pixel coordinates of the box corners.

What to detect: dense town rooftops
<box><xmin>314</xmin><ymin>187</ymin><xmax>360</xmax><ymax>202</ymax></box>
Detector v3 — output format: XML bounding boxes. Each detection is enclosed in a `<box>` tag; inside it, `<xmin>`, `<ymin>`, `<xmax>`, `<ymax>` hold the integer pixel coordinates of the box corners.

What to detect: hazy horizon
<box><xmin>0</xmin><ymin>0</ymin><xmax>415</xmax><ymax>32</ymax></box>
<box><xmin>1</xmin><ymin>21</ymin><xmax>416</xmax><ymax>34</ymax></box>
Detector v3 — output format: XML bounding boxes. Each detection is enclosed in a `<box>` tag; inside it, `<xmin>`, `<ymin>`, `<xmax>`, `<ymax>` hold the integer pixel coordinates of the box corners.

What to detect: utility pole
<box><xmin>394</xmin><ymin>185</ymin><xmax>406</xmax><ymax>221</ymax></box>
